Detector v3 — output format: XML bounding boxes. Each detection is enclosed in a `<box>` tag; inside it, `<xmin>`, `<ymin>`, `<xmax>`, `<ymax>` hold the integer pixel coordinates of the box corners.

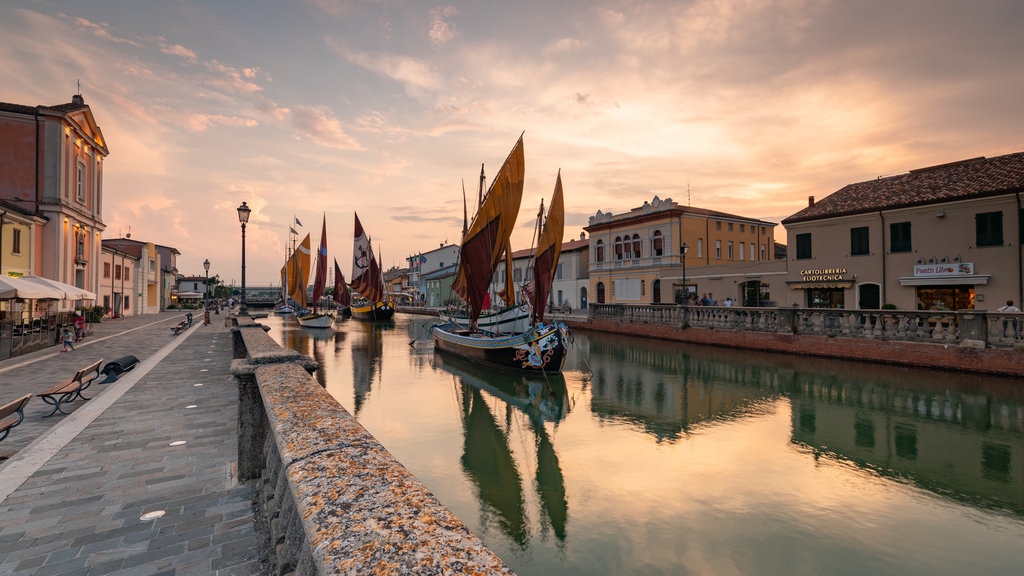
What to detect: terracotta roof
<box><xmin>783</xmin><ymin>151</ymin><xmax>1024</xmax><ymax>224</ymax></box>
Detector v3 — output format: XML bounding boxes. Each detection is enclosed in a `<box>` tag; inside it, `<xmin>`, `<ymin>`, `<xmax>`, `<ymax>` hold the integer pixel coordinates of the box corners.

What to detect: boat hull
<box><xmin>431</xmin><ymin>322</ymin><xmax>568</xmax><ymax>374</ymax></box>
<box><xmin>439</xmin><ymin>303</ymin><xmax>531</xmax><ymax>333</ymax></box>
<box><xmin>351</xmin><ymin>301</ymin><xmax>395</xmax><ymax>322</ymax></box>
<box><xmin>296</xmin><ymin>313</ymin><xmax>334</xmax><ymax>328</ymax></box>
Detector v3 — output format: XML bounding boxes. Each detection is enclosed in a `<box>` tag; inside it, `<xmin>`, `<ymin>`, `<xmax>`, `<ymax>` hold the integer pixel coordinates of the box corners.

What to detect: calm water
<box><xmin>263</xmin><ymin>313</ymin><xmax>1024</xmax><ymax>576</ymax></box>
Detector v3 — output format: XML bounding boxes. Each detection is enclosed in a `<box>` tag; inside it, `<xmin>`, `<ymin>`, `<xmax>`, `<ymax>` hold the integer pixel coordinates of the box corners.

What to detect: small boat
<box><xmin>280</xmin><ymin>231</ymin><xmax>311</xmax><ymax>316</ymax></box>
<box><xmin>349</xmin><ymin>212</ymin><xmax>395</xmax><ymax>322</ymax></box>
<box><xmin>298</xmin><ymin>216</ymin><xmax>335</xmax><ymax>329</ymax></box>
<box><xmin>432</xmin><ymin>135</ymin><xmax>568</xmax><ymax>374</ymax></box>
<box><xmin>273</xmin><ymin>303</ymin><xmax>294</xmax><ymax>315</ymax></box>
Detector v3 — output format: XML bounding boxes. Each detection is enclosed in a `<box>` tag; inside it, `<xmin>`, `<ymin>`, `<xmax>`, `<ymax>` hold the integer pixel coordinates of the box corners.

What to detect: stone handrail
<box><xmin>230</xmin><ymin>319</ymin><xmax>513</xmax><ymax>575</ymax></box>
<box><xmin>589</xmin><ymin>304</ymin><xmax>1022</xmax><ymax>349</ymax></box>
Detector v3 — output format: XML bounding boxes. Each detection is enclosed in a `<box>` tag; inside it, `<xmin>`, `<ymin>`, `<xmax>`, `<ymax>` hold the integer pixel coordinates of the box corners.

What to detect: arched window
<box><xmin>596</xmin><ymin>239</ymin><xmax>605</xmax><ymax>262</ymax></box>
<box><xmin>652</xmin><ymin>230</ymin><xmax>663</xmax><ymax>256</ymax></box>
<box><xmin>632</xmin><ymin>234</ymin><xmax>641</xmax><ymax>259</ymax></box>
<box><xmin>614</xmin><ymin>236</ymin><xmax>624</xmax><ymax>260</ymax></box>
<box><xmin>597</xmin><ymin>282</ymin><xmax>606</xmax><ymax>304</ymax></box>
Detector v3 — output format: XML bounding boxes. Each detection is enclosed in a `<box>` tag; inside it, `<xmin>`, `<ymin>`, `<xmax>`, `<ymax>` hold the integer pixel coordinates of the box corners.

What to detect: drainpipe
<box><xmin>879</xmin><ymin>211</ymin><xmax>887</xmax><ymax>306</ymax></box>
<box><xmin>1017</xmin><ymin>192</ymin><xmax>1022</xmax><ymax>306</ymax></box>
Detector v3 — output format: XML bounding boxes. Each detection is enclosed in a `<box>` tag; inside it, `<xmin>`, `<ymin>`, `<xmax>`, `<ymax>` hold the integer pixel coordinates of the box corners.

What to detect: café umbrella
<box><xmin>0</xmin><ymin>276</ymin><xmax>64</xmax><ymax>300</ymax></box>
<box><xmin>19</xmin><ymin>276</ymin><xmax>97</xmax><ymax>300</ymax></box>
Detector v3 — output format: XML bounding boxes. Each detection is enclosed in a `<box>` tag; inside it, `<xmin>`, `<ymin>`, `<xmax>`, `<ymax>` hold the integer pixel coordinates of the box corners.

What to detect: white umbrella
<box><xmin>0</xmin><ymin>276</ymin><xmax>64</xmax><ymax>300</ymax></box>
<box><xmin>19</xmin><ymin>276</ymin><xmax>97</xmax><ymax>300</ymax></box>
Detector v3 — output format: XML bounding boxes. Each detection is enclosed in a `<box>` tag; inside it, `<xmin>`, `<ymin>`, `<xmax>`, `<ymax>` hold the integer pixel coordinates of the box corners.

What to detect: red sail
<box><xmin>349</xmin><ymin>212</ymin><xmax>383</xmax><ymax>303</ymax></box>
<box><xmin>311</xmin><ymin>216</ymin><xmax>328</xmax><ymax>312</ymax></box>
<box><xmin>333</xmin><ymin>259</ymin><xmax>350</xmax><ymax>307</ymax></box>
<box><xmin>531</xmin><ymin>172</ymin><xmax>565</xmax><ymax>324</ymax></box>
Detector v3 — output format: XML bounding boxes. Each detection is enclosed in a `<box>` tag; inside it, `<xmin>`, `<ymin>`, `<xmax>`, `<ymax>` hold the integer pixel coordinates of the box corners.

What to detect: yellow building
<box><xmin>584</xmin><ymin>196</ymin><xmax>777</xmax><ymax>305</ymax></box>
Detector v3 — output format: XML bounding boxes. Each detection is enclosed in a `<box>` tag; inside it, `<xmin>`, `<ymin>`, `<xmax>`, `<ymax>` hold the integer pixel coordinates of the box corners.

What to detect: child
<box><xmin>61</xmin><ymin>328</ymin><xmax>75</xmax><ymax>353</ymax></box>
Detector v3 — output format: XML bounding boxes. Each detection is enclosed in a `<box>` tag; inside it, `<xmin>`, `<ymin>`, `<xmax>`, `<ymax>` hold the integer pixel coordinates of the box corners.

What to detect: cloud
<box><xmin>428</xmin><ymin>6</ymin><xmax>459</xmax><ymax>47</ymax></box>
<box><xmin>185</xmin><ymin>113</ymin><xmax>260</xmax><ymax>133</ymax></box>
<box><xmin>68</xmin><ymin>15</ymin><xmax>143</xmax><ymax>47</ymax></box>
<box><xmin>290</xmin><ymin>105</ymin><xmax>363</xmax><ymax>150</ymax></box>
<box><xmin>202</xmin><ymin>60</ymin><xmax>265</xmax><ymax>94</ymax></box>
<box><xmin>160</xmin><ymin>42</ymin><xmax>198</xmax><ymax>64</ymax></box>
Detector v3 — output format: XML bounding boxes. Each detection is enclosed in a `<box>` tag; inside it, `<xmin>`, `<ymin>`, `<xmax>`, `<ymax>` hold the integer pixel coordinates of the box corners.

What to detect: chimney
<box><xmin>808</xmin><ymin>196</ymin><xmax>815</xmax><ymax>207</ymax></box>
<box><xmin>579</xmin><ymin>232</ymin><xmax>586</xmax><ymax>241</ymax></box>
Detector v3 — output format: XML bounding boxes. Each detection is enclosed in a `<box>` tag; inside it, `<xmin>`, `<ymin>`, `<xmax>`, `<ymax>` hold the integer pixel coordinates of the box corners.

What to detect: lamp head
<box><xmin>681</xmin><ymin>243</ymin><xmax>688</xmax><ymax>255</ymax></box>
<box><xmin>237</xmin><ymin>201</ymin><xmax>251</xmax><ymax>224</ymax></box>
<box><xmin>203</xmin><ymin>258</ymin><xmax>211</xmax><ymax>272</ymax></box>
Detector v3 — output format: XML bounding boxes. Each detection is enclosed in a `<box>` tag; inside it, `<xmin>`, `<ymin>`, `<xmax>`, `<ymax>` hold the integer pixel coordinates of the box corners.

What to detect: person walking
<box><xmin>61</xmin><ymin>328</ymin><xmax>75</xmax><ymax>352</ymax></box>
<box><xmin>73</xmin><ymin>310</ymin><xmax>86</xmax><ymax>341</ymax></box>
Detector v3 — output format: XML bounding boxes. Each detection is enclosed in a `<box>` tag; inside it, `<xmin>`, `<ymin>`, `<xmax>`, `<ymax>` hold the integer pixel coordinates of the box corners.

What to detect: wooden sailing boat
<box><xmin>432</xmin><ymin>135</ymin><xmax>568</xmax><ymax>373</ymax></box>
<box><xmin>332</xmin><ymin>258</ymin><xmax>351</xmax><ymax>318</ymax></box>
<box><xmin>297</xmin><ymin>216</ymin><xmax>334</xmax><ymax>328</ymax></box>
<box><xmin>349</xmin><ymin>212</ymin><xmax>395</xmax><ymax>321</ymax></box>
<box><xmin>279</xmin><ymin>233</ymin><xmax>311</xmax><ymax>315</ymax></box>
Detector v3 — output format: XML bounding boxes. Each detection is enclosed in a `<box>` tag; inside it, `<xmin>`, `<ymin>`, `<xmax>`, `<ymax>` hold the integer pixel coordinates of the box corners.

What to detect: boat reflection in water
<box><xmin>434</xmin><ymin>353</ymin><xmax>569</xmax><ymax>546</ymax></box>
<box><xmin>350</xmin><ymin>320</ymin><xmax>389</xmax><ymax>415</ymax></box>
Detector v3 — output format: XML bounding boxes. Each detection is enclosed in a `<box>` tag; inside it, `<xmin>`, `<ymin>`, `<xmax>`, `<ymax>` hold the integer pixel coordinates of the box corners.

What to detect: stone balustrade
<box><xmin>230</xmin><ymin>317</ymin><xmax>514</xmax><ymax>576</ymax></box>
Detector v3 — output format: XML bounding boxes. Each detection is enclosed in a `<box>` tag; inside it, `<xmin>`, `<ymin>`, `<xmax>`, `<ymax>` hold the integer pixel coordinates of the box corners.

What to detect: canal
<box><xmin>261</xmin><ymin>313</ymin><xmax>1024</xmax><ymax>576</ymax></box>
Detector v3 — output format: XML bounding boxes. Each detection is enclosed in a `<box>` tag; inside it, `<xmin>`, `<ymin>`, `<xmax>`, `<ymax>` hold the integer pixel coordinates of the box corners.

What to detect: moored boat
<box><xmin>349</xmin><ymin>212</ymin><xmax>395</xmax><ymax>322</ymax></box>
<box><xmin>297</xmin><ymin>215</ymin><xmax>334</xmax><ymax>328</ymax></box>
<box><xmin>431</xmin><ymin>135</ymin><xmax>568</xmax><ymax>374</ymax></box>
<box><xmin>439</xmin><ymin>303</ymin><xmax>531</xmax><ymax>333</ymax></box>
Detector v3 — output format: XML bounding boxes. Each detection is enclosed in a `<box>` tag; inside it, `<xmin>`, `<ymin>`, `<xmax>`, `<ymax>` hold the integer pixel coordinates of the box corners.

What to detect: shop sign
<box><xmin>799</xmin><ymin>267</ymin><xmax>848</xmax><ymax>282</ymax></box>
<box><xmin>913</xmin><ymin>262</ymin><xmax>974</xmax><ymax>276</ymax></box>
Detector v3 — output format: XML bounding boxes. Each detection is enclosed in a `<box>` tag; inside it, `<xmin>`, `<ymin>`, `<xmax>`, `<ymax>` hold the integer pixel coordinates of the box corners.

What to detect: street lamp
<box><xmin>680</xmin><ymin>243</ymin><xmax>689</xmax><ymax>306</ymax></box>
<box><xmin>237</xmin><ymin>201</ymin><xmax>251</xmax><ymax>316</ymax></box>
<box><xmin>203</xmin><ymin>258</ymin><xmax>211</xmax><ymax>307</ymax></box>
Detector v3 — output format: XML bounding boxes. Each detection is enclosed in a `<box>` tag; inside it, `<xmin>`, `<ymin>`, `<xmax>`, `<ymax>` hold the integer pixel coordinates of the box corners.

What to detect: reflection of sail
<box><xmin>437</xmin><ymin>353</ymin><xmax>569</xmax><ymax>544</ymax></box>
<box><xmin>459</xmin><ymin>384</ymin><xmax>528</xmax><ymax>547</ymax></box>
<box><xmin>351</xmin><ymin>322</ymin><xmax>385</xmax><ymax>415</ymax></box>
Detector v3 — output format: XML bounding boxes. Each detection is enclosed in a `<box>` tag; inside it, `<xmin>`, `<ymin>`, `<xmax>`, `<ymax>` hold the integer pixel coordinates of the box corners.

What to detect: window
<box><xmin>596</xmin><ymin>239</ymin><xmax>605</xmax><ymax>262</ymax></box>
<box><xmin>124</xmin><ymin>296</ymin><xmax>130</xmax><ymax>310</ymax></box>
<box><xmin>728</xmin><ymin>222</ymin><xmax>734</xmax><ymax>231</ymax></box>
<box><xmin>124</xmin><ymin>267</ymin><xmax>130</xmax><ymax>281</ymax></box>
<box><xmin>715</xmin><ymin>221</ymin><xmax>721</xmax><ymax>230</ymax></box>
<box><xmin>556</xmin><ymin>263</ymin><xmax>563</xmax><ymax>280</ymax></box>
<box><xmin>614</xmin><ymin>236</ymin><xmax>624</xmax><ymax>260</ymax></box>
<box><xmin>115</xmin><ymin>265</ymin><xmax>121</xmax><ymax>280</ymax></box>
<box><xmin>976</xmin><ymin>211</ymin><xmax>1003</xmax><ymax>247</ymax></box>
<box><xmin>760</xmin><ymin>244</ymin><xmax>766</xmax><ymax>260</ymax></box>
<box><xmin>697</xmin><ymin>238</ymin><xmax>703</xmax><ymax>258</ymax></box>
<box><xmin>104</xmin><ymin>262</ymin><xmax>111</xmax><ymax>278</ymax></box>
<box><xmin>740</xmin><ymin>224</ymin><xmax>745</xmax><ymax>232</ymax></box>
<box><xmin>889</xmin><ymin>222</ymin><xmax>911</xmax><ymax>253</ymax></box>
<box><xmin>796</xmin><ymin>233</ymin><xmax>812</xmax><ymax>259</ymax></box>
<box><xmin>76</xmin><ymin>161</ymin><xmax>86</xmax><ymax>202</ymax></box>
<box><xmin>715</xmin><ymin>240</ymin><xmax>722</xmax><ymax>259</ymax></box>
<box><xmin>738</xmin><ymin>242</ymin><xmax>744</xmax><ymax>261</ymax></box>
<box><xmin>632</xmin><ymin>234</ymin><xmax>641</xmax><ymax>259</ymax></box>
<box><xmin>12</xmin><ymin>229</ymin><xmax>21</xmax><ymax>254</ymax></box>
<box><xmin>727</xmin><ymin>241</ymin><xmax>734</xmax><ymax>260</ymax></box>
<box><xmin>850</xmin><ymin>226</ymin><xmax>870</xmax><ymax>255</ymax></box>
<box><xmin>652</xmin><ymin>230</ymin><xmax>663</xmax><ymax>256</ymax></box>
<box><xmin>749</xmin><ymin>243</ymin><xmax>755</xmax><ymax>262</ymax></box>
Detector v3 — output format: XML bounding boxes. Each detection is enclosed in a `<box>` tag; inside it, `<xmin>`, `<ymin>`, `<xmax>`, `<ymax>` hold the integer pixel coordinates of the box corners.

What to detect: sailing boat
<box><xmin>297</xmin><ymin>216</ymin><xmax>334</xmax><ymax>328</ymax></box>
<box><xmin>439</xmin><ymin>164</ymin><xmax>531</xmax><ymax>333</ymax></box>
<box><xmin>349</xmin><ymin>212</ymin><xmax>395</xmax><ymax>321</ymax></box>
<box><xmin>279</xmin><ymin>233</ymin><xmax>311</xmax><ymax>315</ymax></box>
<box><xmin>432</xmin><ymin>135</ymin><xmax>568</xmax><ymax>373</ymax></box>
<box><xmin>332</xmin><ymin>258</ymin><xmax>351</xmax><ymax>318</ymax></box>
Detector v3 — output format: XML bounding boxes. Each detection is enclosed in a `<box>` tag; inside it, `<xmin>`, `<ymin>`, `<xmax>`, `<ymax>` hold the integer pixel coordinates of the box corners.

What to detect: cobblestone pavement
<box><xmin>0</xmin><ymin>310</ymin><xmax>262</xmax><ymax>575</ymax></box>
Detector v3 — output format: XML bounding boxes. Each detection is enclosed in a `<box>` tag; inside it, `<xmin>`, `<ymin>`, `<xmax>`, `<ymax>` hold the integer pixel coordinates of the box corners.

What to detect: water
<box><xmin>262</xmin><ymin>313</ymin><xmax>1024</xmax><ymax>576</ymax></box>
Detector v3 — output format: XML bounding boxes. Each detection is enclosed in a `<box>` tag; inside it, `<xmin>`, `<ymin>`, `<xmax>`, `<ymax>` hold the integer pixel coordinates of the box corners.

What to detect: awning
<box><xmin>0</xmin><ymin>276</ymin><xmax>64</xmax><ymax>300</ymax></box>
<box><xmin>177</xmin><ymin>292</ymin><xmax>204</xmax><ymax>299</ymax></box>
<box><xmin>19</xmin><ymin>276</ymin><xmax>97</xmax><ymax>300</ymax></box>
<box><xmin>898</xmin><ymin>275</ymin><xmax>991</xmax><ymax>286</ymax></box>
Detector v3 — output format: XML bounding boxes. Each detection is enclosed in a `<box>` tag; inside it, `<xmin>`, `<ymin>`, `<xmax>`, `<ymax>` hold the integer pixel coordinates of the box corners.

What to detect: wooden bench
<box><xmin>0</xmin><ymin>394</ymin><xmax>32</xmax><ymax>442</ymax></box>
<box><xmin>37</xmin><ymin>359</ymin><xmax>103</xmax><ymax>417</ymax></box>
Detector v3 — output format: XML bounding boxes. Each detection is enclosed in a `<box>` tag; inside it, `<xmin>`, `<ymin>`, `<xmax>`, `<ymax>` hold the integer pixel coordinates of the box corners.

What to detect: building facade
<box><xmin>103</xmin><ymin>238</ymin><xmax>178</xmax><ymax>313</ymax></box>
<box><xmin>583</xmin><ymin>195</ymin><xmax>778</xmax><ymax>306</ymax></box>
<box><xmin>407</xmin><ymin>243</ymin><xmax>460</xmax><ymax>304</ymax></box>
<box><xmin>781</xmin><ymin>152</ymin><xmax>1024</xmax><ymax>310</ymax></box>
<box><xmin>0</xmin><ymin>94</ymin><xmax>109</xmax><ymax>294</ymax></box>
<box><xmin>99</xmin><ymin>244</ymin><xmax>141</xmax><ymax>316</ymax></box>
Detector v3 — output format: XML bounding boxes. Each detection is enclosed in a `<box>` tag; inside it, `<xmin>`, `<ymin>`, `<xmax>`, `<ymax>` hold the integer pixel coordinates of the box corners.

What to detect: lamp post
<box><xmin>681</xmin><ymin>242</ymin><xmax>689</xmax><ymax>308</ymax></box>
<box><xmin>203</xmin><ymin>259</ymin><xmax>211</xmax><ymax>307</ymax></box>
<box><xmin>237</xmin><ymin>202</ymin><xmax>251</xmax><ymax>316</ymax></box>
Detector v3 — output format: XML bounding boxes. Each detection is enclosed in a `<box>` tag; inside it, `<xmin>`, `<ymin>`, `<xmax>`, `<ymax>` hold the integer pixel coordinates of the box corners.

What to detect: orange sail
<box><xmin>288</xmin><ymin>233</ymin><xmax>311</xmax><ymax>308</ymax></box>
<box><xmin>530</xmin><ymin>171</ymin><xmax>565</xmax><ymax>323</ymax></box>
<box><xmin>451</xmin><ymin>135</ymin><xmax>525</xmax><ymax>323</ymax></box>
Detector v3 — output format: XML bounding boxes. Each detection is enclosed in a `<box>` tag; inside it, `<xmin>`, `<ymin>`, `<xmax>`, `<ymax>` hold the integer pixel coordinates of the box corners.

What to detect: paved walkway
<box><xmin>0</xmin><ymin>311</ymin><xmax>262</xmax><ymax>575</ymax></box>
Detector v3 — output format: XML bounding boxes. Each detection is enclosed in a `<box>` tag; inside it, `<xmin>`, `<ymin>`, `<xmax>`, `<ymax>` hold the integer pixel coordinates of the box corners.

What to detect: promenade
<box><xmin>0</xmin><ymin>311</ymin><xmax>262</xmax><ymax>575</ymax></box>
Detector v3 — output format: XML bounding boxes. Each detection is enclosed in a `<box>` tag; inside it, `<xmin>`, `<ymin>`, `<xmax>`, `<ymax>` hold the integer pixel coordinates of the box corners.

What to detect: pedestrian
<box><xmin>61</xmin><ymin>328</ymin><xmax>75</xmax><ymax>352</ymax></box>
<box><xmin>998</xmin><ymin>300</ymin><xmax>1021</xmax><ymax>339</ymax></box>
<box><xmin>724</xmin><ymin>297</ymin><xmax>733</xmax><ymax>307</ymax></box>
<box><xmin>73</xmin><ymin>310</ymin><xmax>85</xmax><ymax>341</ymax></box>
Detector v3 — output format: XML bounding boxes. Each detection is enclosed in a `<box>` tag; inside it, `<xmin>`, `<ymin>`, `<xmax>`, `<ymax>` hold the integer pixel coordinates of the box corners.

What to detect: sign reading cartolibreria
<box><xmin>800</xmin><ymin>268</ymin><xmax>847</xmax><ymax>282</ymax></box>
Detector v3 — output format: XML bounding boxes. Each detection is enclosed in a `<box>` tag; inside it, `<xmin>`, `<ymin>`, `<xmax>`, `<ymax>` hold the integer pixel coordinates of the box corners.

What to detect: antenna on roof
<box><xmin>687</xmin><ymin>182</ymin><xmax>691</xmax><ymax>206</ymax></box>
<box><xmin>76</xmin><ymin>78</ymin><xmax>81</xmax><ymax>95</ymax></box>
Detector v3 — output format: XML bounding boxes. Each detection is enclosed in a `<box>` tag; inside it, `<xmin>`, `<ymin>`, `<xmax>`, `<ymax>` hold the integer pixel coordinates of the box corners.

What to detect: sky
<box><xmin>2</xmin><ymin>0</ymin><xmax>1023</xmax><ymax>286</ymax></box>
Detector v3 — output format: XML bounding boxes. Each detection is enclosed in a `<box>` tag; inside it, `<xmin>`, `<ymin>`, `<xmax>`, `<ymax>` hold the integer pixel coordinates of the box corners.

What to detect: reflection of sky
<box><xmin>265</xmin><ymin>314</ymin><xmax>1024</xmax><ymax>575</ymax></box>
<box><xmin>4</xmin><ymin>1</ymin><xmax>1024</xmax><ymax>282</ymax></box>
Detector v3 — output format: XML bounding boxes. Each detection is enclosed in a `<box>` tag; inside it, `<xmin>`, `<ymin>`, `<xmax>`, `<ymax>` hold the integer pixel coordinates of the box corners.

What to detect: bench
<box><xmin>37</xmin><ymin>359</ymin><xmax>103</xmax><ymax>417</ymax></box>
<box><xmin>0</xmin><ymin>394</ymin><xmax>32</xmax><ymax>442</ymax></box>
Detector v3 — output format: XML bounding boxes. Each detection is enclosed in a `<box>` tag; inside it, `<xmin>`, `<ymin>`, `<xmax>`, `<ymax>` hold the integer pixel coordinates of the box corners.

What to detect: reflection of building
<box><xmin>583</xmin><ymin>195</ymin><xmax>778</xmax><ymax>306</ymax></box>
<box><xmin>782</xmin><ymin>152</ymin><xmax>1024</xmax><ymax>310</ymax></box>
<box><xmin>790</xmin><ymin>379</ymin><xmax>1024</xmax><ymax>512</ymax></box>
<box><xmin>0</xmin><ymin>94</ymin><xmax>109</xmax><ymax>294</ymax></box>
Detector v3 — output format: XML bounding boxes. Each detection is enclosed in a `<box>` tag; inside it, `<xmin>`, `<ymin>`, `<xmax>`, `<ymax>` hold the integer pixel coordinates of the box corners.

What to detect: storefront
<box><xmin>787</xmin><ymin>268</ymin><xmax>854</xmax><ymax>309</ymax></box>
<box><xmin>899</xmin><ymin>262</ymin><xmax>989</xmax><ymax>311</ymax></box>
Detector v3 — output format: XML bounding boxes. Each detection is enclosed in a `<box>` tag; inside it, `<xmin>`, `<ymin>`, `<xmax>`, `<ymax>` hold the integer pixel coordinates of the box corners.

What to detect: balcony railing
<box><xmin>589</xmin><ymin>304</ymin><xmax>1022</xmax><ymax>349</ymax></box>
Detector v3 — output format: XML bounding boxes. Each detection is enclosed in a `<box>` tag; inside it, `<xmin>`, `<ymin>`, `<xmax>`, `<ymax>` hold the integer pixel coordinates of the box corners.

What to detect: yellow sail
<box><xmin>451</xmin><ymin>135</ymin><xmax>525</xmax><ymax>322</ymax></box>
<box><xmin>288</xmin><ymin>233</ymin><xmax>311</xmax><ymax>307</ymax></box>
<box><xmin>531</xmin><ymin>171</ymin><xmax>565</xmax><ymax>323</ymax></box>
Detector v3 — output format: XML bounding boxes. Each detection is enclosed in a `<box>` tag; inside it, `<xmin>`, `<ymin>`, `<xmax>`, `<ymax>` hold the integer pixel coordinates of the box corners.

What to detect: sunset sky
<box><xmin>2</xmin><ymin>1</ymin><xmax>1022</xmax><ymax>285</ymax></box>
